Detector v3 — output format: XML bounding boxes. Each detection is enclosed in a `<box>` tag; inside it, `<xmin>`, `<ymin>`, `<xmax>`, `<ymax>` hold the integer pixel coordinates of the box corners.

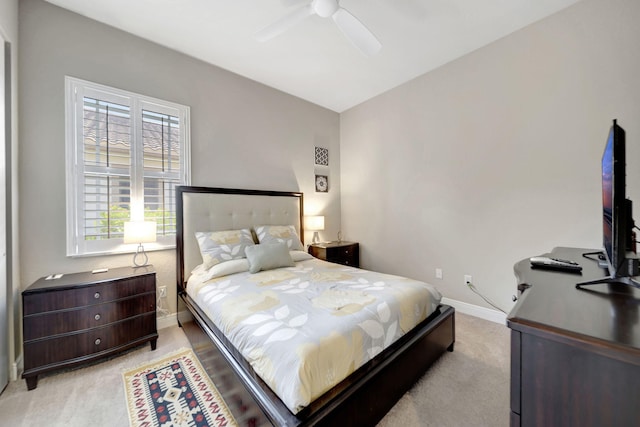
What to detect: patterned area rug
<box><xmin>123</xmin><ymin>347</ymin><xmax>238</xmax><ymax>427</ymax></box>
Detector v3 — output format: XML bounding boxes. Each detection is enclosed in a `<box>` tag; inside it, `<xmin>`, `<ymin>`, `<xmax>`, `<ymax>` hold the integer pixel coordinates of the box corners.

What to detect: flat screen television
<box><xmin>577</xmin><ymin>119</ymin><xmax>640</xmax><ymax>289</ymax></box>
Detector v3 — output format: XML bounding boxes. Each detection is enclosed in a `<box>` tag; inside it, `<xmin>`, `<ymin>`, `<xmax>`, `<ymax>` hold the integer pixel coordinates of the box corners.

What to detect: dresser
<box><xmin>508</xmin><ymin>247</ymin><xmax>640</xmax><ymax>426</ymax></box>
<box><xmin>22</xmin><ymin>266</ymin><xmax>158</xmax><ymax>390</ymax></box>
<box><xmin>308</xmin><ymin>241</ymin><xmax>359</xmax><ymax>267</ymax></box>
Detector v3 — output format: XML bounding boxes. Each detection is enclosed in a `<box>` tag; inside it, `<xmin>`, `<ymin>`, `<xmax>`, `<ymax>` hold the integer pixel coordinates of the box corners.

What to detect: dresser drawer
<box><xmin>330</xmin><ymin>245</ymin><xmax>356</xmax><ymax>259</ymax></box>
<box><xmin>23</xmin><ymin>275</ymin><xmax>155</xmax><ymax>315</ymax></box>
<box><xmin>23</xmin><ymin>292</ymin><xmax>156</xmax><ymax>341</ymax></box>
<box><xmin>329</xmin><ymin>252</ymin><xmax>357</xmax><ymax>267</ymax></box>
<box><xmin>326</xmin><ymin>244</ymin><xmax>358</xmax><ymax>265</ymax></box>
<box><xmin>23</xmin><ymin>313</ymin><xmax>157</xmax><ymax>371</ymax></box>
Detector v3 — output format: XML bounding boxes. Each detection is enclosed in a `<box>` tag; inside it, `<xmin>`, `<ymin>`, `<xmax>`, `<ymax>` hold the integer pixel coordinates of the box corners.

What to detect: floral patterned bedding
<box><xmin>187</xmin><ymin>254</ymin><xmax>442</xmax><ymax>414</ymax></box>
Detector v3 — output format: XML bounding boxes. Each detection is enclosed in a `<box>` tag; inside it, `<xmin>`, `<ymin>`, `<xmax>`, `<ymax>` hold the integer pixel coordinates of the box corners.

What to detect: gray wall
<box><xmin>18</xmin><ymin>0</ymin><xmax>340</xmax><ymax>318</ymax></box>
<box><xmin>340</xmin><ymin>0</ymin><xmax>640</xmax><ymax>313</ymax></box>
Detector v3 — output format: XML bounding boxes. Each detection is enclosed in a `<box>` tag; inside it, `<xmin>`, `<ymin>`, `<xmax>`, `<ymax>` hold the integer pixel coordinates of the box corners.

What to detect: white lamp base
<box><xmin>132</xmin><ymin>243</ymin><xmax>149</xmax><ymax>267</ymax></box>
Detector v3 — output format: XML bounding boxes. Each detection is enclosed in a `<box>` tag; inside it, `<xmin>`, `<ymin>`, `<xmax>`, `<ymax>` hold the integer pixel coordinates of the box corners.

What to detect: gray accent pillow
<box><xmin>245</xmin><ymin>242</ymin><xmax>295</xmax><ymax>274</ymax></box>
<box><xmin>254</xmin><ymin>225</ymin><xmax>304</xmax><ymax>251</ymax></box>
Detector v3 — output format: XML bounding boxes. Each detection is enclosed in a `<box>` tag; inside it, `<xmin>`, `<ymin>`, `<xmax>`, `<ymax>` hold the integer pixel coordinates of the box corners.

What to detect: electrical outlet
<box><xmin>159</xmin><ymin>286</ymin><xmax>167</xmax><ymax>298</ymax></box>
<box><xmin>464</xmin><ymin>275</ymin><xmax>472</xmax><ymax>286</ymax></box>
<box><xmin>435</xmin><ymin>268</ymin><xmax>443</xmax><ymax>279</ymax></box>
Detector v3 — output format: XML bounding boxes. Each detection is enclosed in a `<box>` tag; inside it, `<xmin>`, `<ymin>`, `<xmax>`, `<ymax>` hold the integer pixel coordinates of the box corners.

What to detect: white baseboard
<box><xmin>11</xmin><ymin>353</ymin><xmax>22</xmax><ymax>382</ymax></box>
<box><xmin>441</xmin><ymin>297</ymin><xmax>507</xmax><ymax>325</ymax></box>
<box><xmin>157</xmin><ymin>313</ymin><xmax>178</xmax><ymax>330</ymax></box>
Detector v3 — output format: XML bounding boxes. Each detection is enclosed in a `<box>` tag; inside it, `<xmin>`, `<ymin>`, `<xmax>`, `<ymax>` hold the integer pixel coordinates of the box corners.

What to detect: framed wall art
<box><xmin>315</xmin><ymin>175</ymin><xmax>328</xmax><ymax>192</ymax></box>
<box><xmin>315</xmin><ymin>147</ymin><xmax>329</xmax><ymax>166</ymax></box>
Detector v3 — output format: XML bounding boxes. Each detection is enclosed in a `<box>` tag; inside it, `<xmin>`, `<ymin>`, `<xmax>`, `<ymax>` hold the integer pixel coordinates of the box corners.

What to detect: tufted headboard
<box><xmin>176</xmin><ymin>186</ymin><xmax>304</xmax><ymax>291</ymax></box>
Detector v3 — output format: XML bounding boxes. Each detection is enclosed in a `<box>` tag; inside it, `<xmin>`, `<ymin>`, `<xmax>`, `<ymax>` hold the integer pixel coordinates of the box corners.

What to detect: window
<box><xmin>65</xmin><ymin>77</ymin><xmax>190</xmax><ymax>256</ymax></box>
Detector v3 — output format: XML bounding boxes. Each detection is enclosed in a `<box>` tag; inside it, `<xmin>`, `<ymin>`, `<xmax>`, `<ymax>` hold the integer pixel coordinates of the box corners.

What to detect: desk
<box><xmin>507</xmin><ymin>247</ymin><xmax>640</xmax><ymax>426</ymax></box>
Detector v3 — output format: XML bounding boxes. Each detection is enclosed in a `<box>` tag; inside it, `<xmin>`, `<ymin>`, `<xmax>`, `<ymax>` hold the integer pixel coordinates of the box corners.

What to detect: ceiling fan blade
<box><xmin>280</xmin><ymin>0</ymin><xmax>308</xmax><ymax>6</ymax></box>
<box><xmin>332</xmin><ymin>7</ymin><xmax>382</xmax><ymax>56</ymax></box>
<box><xmin>255</xmin><ymin>4</ymin><xmax>314</xmax><ymax>42</ymax></box>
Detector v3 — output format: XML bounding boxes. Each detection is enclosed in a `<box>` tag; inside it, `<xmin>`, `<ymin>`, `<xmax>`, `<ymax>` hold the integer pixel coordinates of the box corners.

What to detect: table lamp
<box><xmin>124</xmin><ymin>221</ymin><xmax>156</xmax><ymax>267</ymax></box>
<box><xmin>304</xmin><ymin>215</ymin><xmax>325</xmax><ymax>244</ymax></box>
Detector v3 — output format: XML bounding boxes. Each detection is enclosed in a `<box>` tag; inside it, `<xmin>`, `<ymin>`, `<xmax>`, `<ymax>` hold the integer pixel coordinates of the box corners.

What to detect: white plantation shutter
<box><xmin>82</xmin><ymin>96</ymin><xmax>131</xmax><ymax>241</ymax></box>
<box><xmin>141</xmin><ymin>109</ymin><xmax>180</xmax><ymax>236</ymax></box>
<box><xmin>66</xmin><ymin>77</ymin><xmax>190</xmax><ymax>256</ymax></box>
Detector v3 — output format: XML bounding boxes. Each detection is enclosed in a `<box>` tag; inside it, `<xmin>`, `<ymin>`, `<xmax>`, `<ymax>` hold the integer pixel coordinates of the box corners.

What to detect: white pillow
<box><xmin>195</xmin><ymin>229</ymin><xmax>255</xmax><ymax>269</ymax></box>
<box><xmin>254</xmin><ymin>225</ymin><xmax>304</xmax><ymax>251</ymax></box>
<box><xmin>290</xmin><ymin>250</ymin><xmax>314</xmax><ymax>262</ymax></box>
<box><xmin>245</xmin><ymin>243</ymin><xmax>295</xmax><ymax>274</ymax></box>
<box><xmin>187</xmin><ymin>259</ymin><xmax>251</xmax><ymax>293</ymax></box>
<box><xmin>203</xmin><ymin>259</ymin><xmax>250</xmax><ymax>281</ymax></box>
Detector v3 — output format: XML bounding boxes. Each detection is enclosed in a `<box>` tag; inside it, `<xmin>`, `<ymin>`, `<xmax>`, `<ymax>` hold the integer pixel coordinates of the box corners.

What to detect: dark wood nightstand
<box><xmin>22</xmin><ymin>266</ymin><xmax>158</xmax><ymax>390</ymax></box>
<box><xmin>308</xmin><ymin>241</ymin><xmax>359</xmax><ymax>268</ymax></box>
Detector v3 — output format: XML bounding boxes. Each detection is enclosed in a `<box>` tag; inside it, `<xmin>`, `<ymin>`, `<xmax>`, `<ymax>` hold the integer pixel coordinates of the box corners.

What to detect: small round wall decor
<box><xmin>315</xmin><ymin>175</ymin><xmax>328</xmax><ymax>192</ymax></box>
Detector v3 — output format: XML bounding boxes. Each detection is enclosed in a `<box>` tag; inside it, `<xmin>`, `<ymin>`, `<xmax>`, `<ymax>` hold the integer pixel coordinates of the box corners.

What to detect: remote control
<box><xmin>530</xmin><ymin>256</ymin><xmax>582</xmax><ymax>272</ymax></box>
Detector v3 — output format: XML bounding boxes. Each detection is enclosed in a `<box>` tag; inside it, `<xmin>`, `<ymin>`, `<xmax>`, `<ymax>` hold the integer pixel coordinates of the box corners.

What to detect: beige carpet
<box><xmin>378</xmin><ymin>313</ymin><xmax>510</xmax><ymax>427</ymax></box>
<box><xmin>0</xmin><ymin>313</ymin><xmax>510</xmax><ymax>426</ymax></box>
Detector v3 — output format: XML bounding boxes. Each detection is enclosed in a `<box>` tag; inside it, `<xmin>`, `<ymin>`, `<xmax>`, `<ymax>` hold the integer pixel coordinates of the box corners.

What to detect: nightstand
<box><xmin>22</xmin><ymin>266</ymin><xmax>158</xmax><ymax>390</ymax></box>
<box><xmin>308</xmin><ymin>241</ymin><xmax>359</xmax><ymax>268</ymax></box>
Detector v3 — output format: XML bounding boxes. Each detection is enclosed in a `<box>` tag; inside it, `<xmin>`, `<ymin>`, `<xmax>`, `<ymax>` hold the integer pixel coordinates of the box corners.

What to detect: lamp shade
<box><xmin>304</xmin><ymin>215</ymin><xmax>325</xmax><ymax>231</ymax></box>
<box><xmin>124</xmin><ymin>221</ymin><xmax>157</xmax><ymax>244</ymax></box>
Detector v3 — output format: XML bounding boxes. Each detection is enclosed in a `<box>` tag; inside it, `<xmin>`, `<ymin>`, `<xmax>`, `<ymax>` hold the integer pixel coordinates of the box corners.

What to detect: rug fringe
<box><xmin>121</xmin><ymin>347</ymin><xmax>192</xmax><ymax>376</ymax></box>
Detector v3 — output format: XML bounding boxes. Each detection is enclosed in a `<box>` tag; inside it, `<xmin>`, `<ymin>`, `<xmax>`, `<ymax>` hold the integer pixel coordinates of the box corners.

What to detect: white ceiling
<box><xmin>44</xmin><ymin>0</ymin><xmax>581</xmax><ymax>112</ymax></box>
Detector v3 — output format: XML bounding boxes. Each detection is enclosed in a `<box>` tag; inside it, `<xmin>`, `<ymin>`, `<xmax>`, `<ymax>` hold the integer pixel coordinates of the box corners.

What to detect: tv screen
<box><xmin>602</xmin><ymin>120</ymin><xmax>627</xmax><ymax>277</ymax></box>
<box><xmin>579</xmin><ymin>119</ymin><xmax>639</xmax><ymax>289</ymax></box>
<box><xmin>602</xmin><ymin>128</ymin><xmax>614</xmax><ymax>268</ymax></box>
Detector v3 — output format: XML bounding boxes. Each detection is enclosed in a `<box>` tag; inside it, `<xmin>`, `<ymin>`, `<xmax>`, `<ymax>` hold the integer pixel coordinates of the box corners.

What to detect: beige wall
<box><xmin>340</xmin><ymin>0</ymin><xmax>640</xmax><ymax>313</ymax></box>
<box><xmin>18</xmin><ymin>0</ymin><xmax>340</xmax><ymax>325</ymax></box>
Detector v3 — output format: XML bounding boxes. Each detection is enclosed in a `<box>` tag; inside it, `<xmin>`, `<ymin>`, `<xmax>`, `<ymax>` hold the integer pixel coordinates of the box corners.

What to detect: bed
<box><xmin>176</xmin><ymin>186</ymin><xmax>455</xmax><ymax>426</ymax></box>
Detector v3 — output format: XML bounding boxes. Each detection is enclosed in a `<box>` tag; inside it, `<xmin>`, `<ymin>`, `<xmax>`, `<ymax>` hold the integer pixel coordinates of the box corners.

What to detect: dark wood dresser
<box><xmin>508</xmin><ymin>247</ymin><xmax>640</xmax><ymax>426</ymax></box>
<box><xmin>22</xmin><ymin>265</ymin><xmax>158</xmax><ymax>390</ymax></box>
<box><xmin>308</xmin><ymin>241</ymin><xmax>359</xmax><ymax>267</ymax></box>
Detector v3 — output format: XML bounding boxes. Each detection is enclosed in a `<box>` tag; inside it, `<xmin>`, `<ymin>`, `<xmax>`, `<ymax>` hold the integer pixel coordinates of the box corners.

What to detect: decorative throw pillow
<box><xmin>195</xmin><ymin>229</ymin><xmax>254</xmax><ymax>269</ymax></box>
<box><xmin>290</xmin><ymin>250</ymin><xmax>314</xmax><ymax>262</ymax></box>
<box><xmin>254</xmin><ymin>225</ymin><xmax>304</xmax><ymax>251</ymax></box>
<box><xmin>245</xmin><ymin>243</ymin><xmax>295</xmax><ymax>274</ymax></box>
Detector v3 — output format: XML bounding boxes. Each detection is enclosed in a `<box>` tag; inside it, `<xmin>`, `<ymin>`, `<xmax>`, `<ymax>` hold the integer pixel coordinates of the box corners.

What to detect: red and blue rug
<box><xmin>123</xmin><ymin>348</ymin><xmax>237</xmax><ymax>427</ymax></box>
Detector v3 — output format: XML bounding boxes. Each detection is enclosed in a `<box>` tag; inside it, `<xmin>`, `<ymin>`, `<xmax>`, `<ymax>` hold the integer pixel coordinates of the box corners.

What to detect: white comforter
<box><xmin>187</xmin><ymin>253</ymin><xmax>441</xmax><ymax>414</ymax></box>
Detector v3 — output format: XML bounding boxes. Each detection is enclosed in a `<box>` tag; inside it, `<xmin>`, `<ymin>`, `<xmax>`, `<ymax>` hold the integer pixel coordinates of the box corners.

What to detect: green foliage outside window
<box><xmin>86</xmin><ymin>205</ymin><xmax>172</xmax><ymax>240</ymax></box>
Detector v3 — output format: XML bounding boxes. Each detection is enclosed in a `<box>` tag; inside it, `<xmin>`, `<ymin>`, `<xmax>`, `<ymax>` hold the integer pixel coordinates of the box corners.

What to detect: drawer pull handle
<box><xmin>95</xmin><ymin>338</ymin><xmax>101</xmax><ymax>346</ymax></box>
<box><xmin>94</xmin><ymin>314</ymin><xmax>101</xmax><ymax>321</ymax></box>
<box><xmin>94</xmin><ymin>292</ymin><xmax>100</xmax><ymax>299</ymax></box>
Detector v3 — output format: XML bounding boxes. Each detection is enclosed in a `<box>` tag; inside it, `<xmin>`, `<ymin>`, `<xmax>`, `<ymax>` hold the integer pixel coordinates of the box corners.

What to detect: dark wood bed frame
<box><xmin>176</xmin><ymin>186</ymin><xmax>455</xmax><ymax>426</ymax></box>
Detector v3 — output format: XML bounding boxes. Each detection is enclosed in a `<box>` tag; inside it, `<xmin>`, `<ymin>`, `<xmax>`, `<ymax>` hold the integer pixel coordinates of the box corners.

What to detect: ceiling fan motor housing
<box><xmin>256</xmin><ymin>0</ymin><xmax>381</xmax><ymax>57</ymax></box>
<box><xmin>313</xmin><ymin>0</ymin><xmax>339</xmax><ymax>18</ymax></box>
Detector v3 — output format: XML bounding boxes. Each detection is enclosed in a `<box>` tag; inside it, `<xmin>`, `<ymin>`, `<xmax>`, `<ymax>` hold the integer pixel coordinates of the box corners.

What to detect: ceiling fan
<box><xmin>255</xmin><ymin>0</ymin><xmax>382</xmax><ymax>56</ymax></box>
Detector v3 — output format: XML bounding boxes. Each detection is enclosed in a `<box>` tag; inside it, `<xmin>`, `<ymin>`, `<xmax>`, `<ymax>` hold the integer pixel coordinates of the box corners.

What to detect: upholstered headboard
<box><xmin>176</xmin><ymin>186</ymin><xmax>304</xmax><ymax>291</ymax></box>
